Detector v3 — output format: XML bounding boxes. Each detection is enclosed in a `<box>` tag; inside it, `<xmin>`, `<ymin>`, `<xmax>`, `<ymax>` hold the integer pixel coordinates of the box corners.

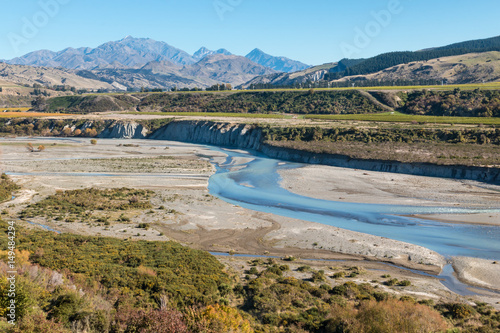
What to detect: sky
<box><xmin>1</xmin><ymin>0</ymin><xmax>500</xmax><ymax>65</ymax></box>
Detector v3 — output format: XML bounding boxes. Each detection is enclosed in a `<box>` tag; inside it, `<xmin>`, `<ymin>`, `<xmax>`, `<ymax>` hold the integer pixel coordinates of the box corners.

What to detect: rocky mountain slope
<box><xmin>245</xmin><ymin>48</ymin><xmax>310</xmax><ymax>72</ymax></box>
<box><xmin>181</xmin><ymin>54</ymin><xmax>276</xmax><ymax>86</ymax></box>
<box><xmin>193</xmin><ymin>47</ymin><xmax>232</xmax><ymax>60</ymax></box>
<box><xmin>4</xmin><ymin>37</ymin><xmax>289</xmax><ymax>89</ymax></box>
<box><xmin>75</xmin><ymin>54</ymin><xmax>276</xmax><ymax>90</ymax></box>
<box><xmin>240</xmin><ymin>63</ymin><xmax>337</xmax><ymax>88</ymax></box>
<box><xmin>4</xmin><ymin>36</ymin><xmax>307</xmax><ymax>75</ymax></box>
<box><xmin>7</xmin><ymin>36</ymin><xmax>197</xmax><ymax>69</ymax></box>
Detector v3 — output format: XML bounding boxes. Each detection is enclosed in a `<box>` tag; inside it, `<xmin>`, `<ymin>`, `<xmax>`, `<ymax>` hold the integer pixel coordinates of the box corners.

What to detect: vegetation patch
<box><xmin>0</xmin><ymin>221</ymin><xmax>238</xmax><ymax>332</ymax></box>
<box><xmin>305</xmin><ymin>112</ymin><xmax>500</xmax><ymax>125</ymax></box>
<box><xmin>0</xmin><ymin>174</ymin><xmax>19</xmax><ymax>203</ymax></box>
<box><xmin>0</xmin><ymin>222</ymin><xmax>499</xmax><ymax>332</ymax></box>
<box><xmin>263</xmin><ymin>124</ymin><xmax>500</xmax><ymax>145</ymax></box>
<box><xmin>20</xmin><ymin>188</ymin><xmax>153</xmax><ymax>223</ymax></box>
<box><xmin>399</xmin><ymin>88</ymin><xmax>500</xmax><ymax>117</ymax></box>
<box><xmin>44</xmin><ymin>90</ymin><xmax>386</xmax><ymax>115</ymax></box>
<box><xmin>0</xmin><ymin>118</ymin><xmax>109</xmax><ymax>137</ymax></box>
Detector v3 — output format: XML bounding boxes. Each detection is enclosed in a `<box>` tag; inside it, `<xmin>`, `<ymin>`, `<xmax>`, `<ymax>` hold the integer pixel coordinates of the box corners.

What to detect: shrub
<box><xmin>385</xmin><ymin>278</ymin><xmax>399</xmax><ymax>286</ymax></box>
<box><xmin>297</xmin><ymin>265</ymin><xmax>311</xmax><ymax>272</ymax></box>
<box><xmin>311</xmin><ymin>270</ymin><xmax>327</xmax><ymax>283</ymax></box>
<box><xmin>323</xmin><ymin>299</ymin><xmax>449</xmax><ymax>333</ymax></box>
<box><xmin>247</xmin><ymin>267</ymin><xmax>259</xmax><ymax>275</ymax></box>
<box><xmin>447</xmin><ymin>303</ymin><xmax>476</xmax><ymax>319</ymax></box>
<box><xmin>5</xmin><ymin>313</ymin><xmax>70</xmax><ymax>333</ymax></box>
<box><xmin>113</xmin><ymin>308</ymin><xmax>189</xmax><ymax>333</ymax></box>
<box><xmin>398</xmin><ymin>280</ymin><xmax>412</xmax><ymax>287</ymax></box>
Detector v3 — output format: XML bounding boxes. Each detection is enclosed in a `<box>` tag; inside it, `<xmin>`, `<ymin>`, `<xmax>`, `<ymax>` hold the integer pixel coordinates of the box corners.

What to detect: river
<box><xmin>208</xmin><ymin>147</ymin><xmax>500</xmax><ymax>261</ymax></box>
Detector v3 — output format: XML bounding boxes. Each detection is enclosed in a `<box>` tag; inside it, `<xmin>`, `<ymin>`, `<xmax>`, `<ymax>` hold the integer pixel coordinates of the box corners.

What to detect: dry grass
<box><xmin>0</xmin><ymin>111</ymin><xmax>71</xmax><ymax>118</ymax></box>
<box><xmin>0</xmin><ymin>107</ymin><xmax>31</xmax><ymax>112</ymax></box>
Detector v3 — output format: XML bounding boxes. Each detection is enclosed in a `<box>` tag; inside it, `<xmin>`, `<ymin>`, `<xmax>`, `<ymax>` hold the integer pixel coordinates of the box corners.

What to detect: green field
<box><xmin>305</xmin><ymin>112</ymin><xmax>500</xmax><ymax>125</ymax></box>
<box><xmin>126</xmin><ymin>111</ymin><xmax>289</xmax><ymax>119</ymax></box>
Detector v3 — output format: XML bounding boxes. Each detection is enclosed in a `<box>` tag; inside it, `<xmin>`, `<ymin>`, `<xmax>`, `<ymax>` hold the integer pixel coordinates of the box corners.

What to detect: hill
<box><xmin>334</xmin><ymin>52</ymin><xmax>500</xmax><ymax>85</ymax></box>
<box><xmin>0</xmin><ymin>62</ymin><xmax>118</xmax><ymax>90</ymax></box>
<box><xmin>239</xmin><ymin>63</ymin><xmax>340</xmax><ymax>88</ymax></box>
<box><xmin>243</xmin><ymin>35</ymin><xmax>500</xmax><ymax>88</ymax></box>
<box><xmin>40</xmin><ymin>90</ymin><xmax>386</xmax><ymax>114</ymax></box>
<box><xmin>326</xmin><ymin>35</ymin><xmax>500</xmax><ymax>80</ymax></box>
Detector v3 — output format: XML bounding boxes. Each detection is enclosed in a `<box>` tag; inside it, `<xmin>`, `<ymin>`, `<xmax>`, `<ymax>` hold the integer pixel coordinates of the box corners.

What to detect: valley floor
<box><xmin>1</xmin><ymin>137</ymin><xmax>499</xmax><ymax>309</ymax></box>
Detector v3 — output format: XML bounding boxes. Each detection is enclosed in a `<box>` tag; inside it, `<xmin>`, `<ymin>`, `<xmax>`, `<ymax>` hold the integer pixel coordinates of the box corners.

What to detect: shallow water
<box><xmin>208</xmin><ymin>148</ymin><xmax>500</xmax><ymax>261</ymax></box>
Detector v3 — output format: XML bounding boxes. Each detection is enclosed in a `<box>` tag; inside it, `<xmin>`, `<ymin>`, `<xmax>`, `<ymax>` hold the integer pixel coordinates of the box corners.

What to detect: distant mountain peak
<box><xmin>193</xmin><ymin>47</ymin><xmax>232</xmax><ymax>60</ymax></box>
<box><xmin>245</xmin><ymin>48</ymin><xmax>309</xmax><ymax>73</ymax></box>
<box><xmin>248</xmin><ymin>48</ymin><xmax>264</xmax><ymax>54</ymax></box>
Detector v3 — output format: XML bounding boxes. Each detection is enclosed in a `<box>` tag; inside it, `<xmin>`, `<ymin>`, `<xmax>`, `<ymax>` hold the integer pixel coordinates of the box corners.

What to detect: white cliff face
<box><xmin>98</xmin><ymin>121</ymin><xmax>148</xmax><ymax>139</ymax></box>
<box><xmin>149</xmin><ymin>121</ymin><xmax>263</xmax><ymax>150</ymax></box>
<box><xmin>260</xmin><ymin>144</ymin><xmax>500</xmax><ymax>184</ymax></box>
<box><xmin>91</xmin><ymin>119</ymin><xmax>500</xmax><ymax>184</ymax></box>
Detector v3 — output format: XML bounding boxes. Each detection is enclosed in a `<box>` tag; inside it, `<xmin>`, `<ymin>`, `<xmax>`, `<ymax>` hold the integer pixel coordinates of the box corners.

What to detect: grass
<box><xmin>304</xmin><ymin>112</ymin><xmax>500</xmax><ymax>125</ymax></box>
<box><xmin>125</xmin><ymin>111</ymin><xmax>289</xmax><ymax>119</ymax></box>
<box><xmin>0</xmin><ymin>107</ymin><xmax>31</xmax><ymax>112</ymax></box>
<box><xmin>0</xmin><ymin>111</ymin><xmax>72</xmax><ymax>118</ymax></box>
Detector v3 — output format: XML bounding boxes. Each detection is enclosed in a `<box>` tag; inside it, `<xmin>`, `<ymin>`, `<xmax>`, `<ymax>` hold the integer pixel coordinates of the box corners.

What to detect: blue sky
<box><xmin>1</xmin><ymin>0</ymin><xmax>499</xmax><ymax>65</ymax></box>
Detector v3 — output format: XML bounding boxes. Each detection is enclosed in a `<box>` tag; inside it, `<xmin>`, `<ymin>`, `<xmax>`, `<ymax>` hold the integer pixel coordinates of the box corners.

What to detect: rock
<box><xmin>98</xmin><ymin>121</ymin><xmax>148</xmax><ymax>139</ymax></box>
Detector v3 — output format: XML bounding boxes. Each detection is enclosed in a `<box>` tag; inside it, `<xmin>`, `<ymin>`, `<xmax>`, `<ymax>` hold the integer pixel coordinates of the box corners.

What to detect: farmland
<box><xmin>304</xmin><ymin>112</ymin><xmax>500</xmax><ymax>125</ymax></box>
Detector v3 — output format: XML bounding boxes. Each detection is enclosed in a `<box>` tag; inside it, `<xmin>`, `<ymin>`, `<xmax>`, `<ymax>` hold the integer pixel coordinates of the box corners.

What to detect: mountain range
<box><xmin>5</xmin><ymin>36</ymin><xmax>309</xmax><ymax>73</ymax></box>
<box><xmin>1</xmin><ymin>36</ymin><xmax>311</xmax><ymax>90</ymax></box>
<box><xmin>1</xmin><ymin>35</ymin><xmax>500</xmax><ymax>92</ymax></box>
